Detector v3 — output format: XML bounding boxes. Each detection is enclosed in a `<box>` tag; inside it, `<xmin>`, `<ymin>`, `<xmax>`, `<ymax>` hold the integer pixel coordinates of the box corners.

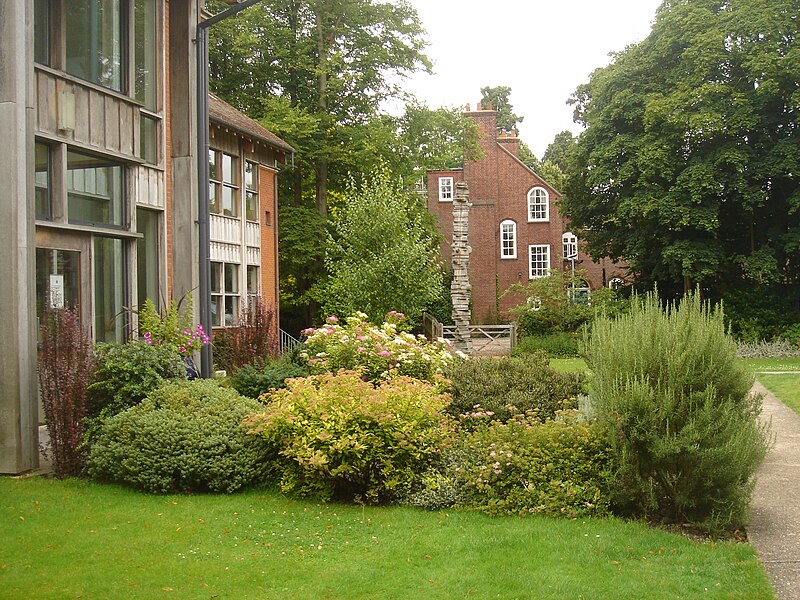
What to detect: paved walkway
<box><xmin>749</xmin><ymin>380</ymin><xmax>800</xmax><ymax>600</ymax></box>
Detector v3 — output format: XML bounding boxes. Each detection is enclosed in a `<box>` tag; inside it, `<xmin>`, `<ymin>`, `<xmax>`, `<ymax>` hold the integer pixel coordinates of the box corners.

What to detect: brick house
<box><xmin>427</xmin><ymin>101</ymin><xmax>626</xmax><ymax>323</ymax></box>
<box><xmin>1</xmin><ymin>1</ymin><xmax>291</xmax><ymax>473</ymax></box>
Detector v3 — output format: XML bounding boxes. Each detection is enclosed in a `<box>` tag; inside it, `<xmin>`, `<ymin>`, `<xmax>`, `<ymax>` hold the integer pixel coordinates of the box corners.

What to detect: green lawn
<box><xmin>549</xmin><ymin>357</ymin><xmax>588</xmax><ymax>373</ymax></box>
<box><xmin>738</xmin><ymin>357</ymin><xmax>800</xmax><ymax>373</ymax></box>
<box><xmin>0</xmin><ymin>477</ymin><xmax>774</xmax><ymax>599</ymax></box>
<box><xmin>757</xmin><ymin>373</ymin><xmax>800</xmax><ymax>416</ymax></box>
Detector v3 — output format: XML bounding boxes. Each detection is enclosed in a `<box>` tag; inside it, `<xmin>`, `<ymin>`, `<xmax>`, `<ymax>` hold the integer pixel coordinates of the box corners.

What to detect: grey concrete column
<box><xmin>168</xmin><ymin>0</ymin><xmax>200</xmax><ymax>316</ymax></box>
<box><xmin>0</xmin><ymin>0</ymin><xmax>39</xmax><ymax>473</ymax></box>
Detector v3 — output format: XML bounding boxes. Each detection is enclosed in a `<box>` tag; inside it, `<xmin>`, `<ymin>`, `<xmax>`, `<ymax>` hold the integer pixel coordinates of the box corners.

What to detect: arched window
<box><xmin>527</xmin><ymin>187</ymin><xmax>549</xmax><ymax>222</ymax></box>
<box><xmin>500</xmin><ymin>219</ymin><xmax>517</xmax><ymax>259</ymax></box>
<box><xmin>562</xmin><ymin>231</ymin><xmax>578</xmax><ymax>259</ymax></box>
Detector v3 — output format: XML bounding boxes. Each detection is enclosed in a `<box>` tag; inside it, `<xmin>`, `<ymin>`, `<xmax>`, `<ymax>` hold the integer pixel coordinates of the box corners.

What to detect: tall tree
<box><xmin>208</xmin><ymin>0</ymin><xmax>431</xmax><ymax>216</ymax></box>
<box><xmin>314</xmin><ymin>166</ymin><xmax>444</xmax><ymax>325</ymax></box>
<box><xmin>480</xmin><ymin>85</ymin><xmax>523</xmax><ymax>132</ymax></box>
<box><xmin>542</xmin><ymin>130</ymin><xmax>577</xmax><ymax>172</ymax></box>
<box><xmin>563</xmin><ymin>0</ymin><xmax>800</xmax><ymax>297</ymax></box>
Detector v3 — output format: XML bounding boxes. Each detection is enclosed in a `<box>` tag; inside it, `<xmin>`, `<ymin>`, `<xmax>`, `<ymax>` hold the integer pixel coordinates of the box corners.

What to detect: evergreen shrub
<box><xmin>228</xmin><ymin>358</ymin><xmax>308</xmax><ymax>399</ymax></box>
<box><xmin>445</xmin><ymin>351</ymin><xmax>586</xmax><ymax>425</ymax></box>
<box><xmin>87</xmin><ymin>341</ymin><xmax>186</xmax><ymax>419</ymax></box>
<box><xmin>86</xmin><ymin>380</ymin><xmax>271</xmax><ymax>493</ymax></box>
<box><xmin>586</xmin><ymin>292</ymin><xmax>771</xmax><ymax>532</ymax></box>
<box><xmin>243</xmin><ymin>371</ymin><xmax>454</xmax><ymax>503</ymax></box>
<box><xmin>456</xmin><ymin>413</ymin><xmax>614</xmax><ymax>518</ymax></box>
<box><xmin>512</xmin><ymin>333</ymin><xmax>579</xmax><ymax>358</ymax></box>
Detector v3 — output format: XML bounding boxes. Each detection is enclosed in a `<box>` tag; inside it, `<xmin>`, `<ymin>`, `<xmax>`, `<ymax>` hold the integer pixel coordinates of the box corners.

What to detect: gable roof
<box><xmin>208</xmin><ymin>93</ymin><xmax>294</xmax><ymax>154</ymax></box>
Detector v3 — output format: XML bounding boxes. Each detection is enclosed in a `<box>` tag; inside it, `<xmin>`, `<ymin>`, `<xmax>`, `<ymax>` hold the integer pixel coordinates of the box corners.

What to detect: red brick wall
<box><xmin>427</xmin><ymin>106</ymin><xmax>627</xmax><ymax>323</ymax></box>
<box><xmin>259</xmin><ymin>166</ymin><xmax>279</xmax><ymax>334</ymax></box>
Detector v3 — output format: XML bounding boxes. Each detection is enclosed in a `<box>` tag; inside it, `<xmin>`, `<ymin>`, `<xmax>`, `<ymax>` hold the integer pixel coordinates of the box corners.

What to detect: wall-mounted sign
<box><xmin>49</xmin><ymin>274</ymin><xmax>64</xmax><ymax>309</ymax></box>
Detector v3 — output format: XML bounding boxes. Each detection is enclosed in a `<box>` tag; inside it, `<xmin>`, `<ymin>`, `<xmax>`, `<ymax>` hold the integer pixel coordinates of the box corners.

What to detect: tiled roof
<box><xmin>209</xmin><ymin>93</ymin><xmax>294</xmax><ymax>154</ymax></box>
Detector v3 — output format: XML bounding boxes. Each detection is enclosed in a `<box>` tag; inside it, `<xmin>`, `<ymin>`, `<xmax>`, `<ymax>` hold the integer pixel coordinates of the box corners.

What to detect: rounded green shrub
<box><xmin>86</xmin><ymin>380</ymin><xmax>272</xmax><ymax>493</ymax></box>
<box><xmin>244</xmin><ymin>371</ymin><xmax>454</xmax><ymax>503</ymax></box>
<box><xmin>87</xmin><ymin>341</ymin><xmax>186</xmax><ymax>419</ymax></box>
<box><xmin>445</xmin><ymin>351</ymin><xmax>586</xmax><ymax>425</ymax></box>
<box><xmin>586</xmin><ymin>292</ymin><xmax>771</xmax><ymax>533</ymax></box>
<box><xmin>228</xmin><ymin>359</ymin><xmax>308</xmax><ymax>399</ymax></box>
<box><xmin>456</xmin><ymin>413</ymin><xmax>615</xmax><ymax>518</ymax></box>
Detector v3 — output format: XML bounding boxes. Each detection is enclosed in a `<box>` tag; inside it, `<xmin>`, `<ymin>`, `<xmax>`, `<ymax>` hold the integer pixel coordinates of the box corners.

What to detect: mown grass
<box><xmin>738</xmin><ymin>357</ymin><xmax>800</xmax><ymax>372</ymax></box>
<box><xmin>548</xmin><ymin>357</ymin><xmax>588</xmax><ymax>373</ymax></box>
<box><xmin>757</xmin><ymin>373</ymin><xmax>800</xmax><ymax>416</ymax></box>
<box><xmin>0</xmin><ymin>477</ymin><xmax>774</xmax><ymax>599</ymax></box>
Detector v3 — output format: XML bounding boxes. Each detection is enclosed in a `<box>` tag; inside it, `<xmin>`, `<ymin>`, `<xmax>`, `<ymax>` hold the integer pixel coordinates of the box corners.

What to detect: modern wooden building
<box><xmin>0</xmin><ymin>1</ymin><xmax>291</xmax><ymax>474</ymax></box>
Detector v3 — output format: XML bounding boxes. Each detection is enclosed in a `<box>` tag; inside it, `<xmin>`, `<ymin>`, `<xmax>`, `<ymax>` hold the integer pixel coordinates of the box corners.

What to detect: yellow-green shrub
<box><xmin>243</xmin><ymin>371</ymin><xmax>454</xmax><ymax>503</ymax></box>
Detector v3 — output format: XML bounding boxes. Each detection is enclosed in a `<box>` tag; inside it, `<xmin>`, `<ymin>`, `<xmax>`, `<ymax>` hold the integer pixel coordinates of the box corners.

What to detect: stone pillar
<box><xmin>450</xmin><ymin>182</ymin><xmax>472</xmax><ymax>354</ymax></box>
<box><xmin>0</xmin><ymin>0</ymin><xmax>39</xmax><ymax>473</ymax></box>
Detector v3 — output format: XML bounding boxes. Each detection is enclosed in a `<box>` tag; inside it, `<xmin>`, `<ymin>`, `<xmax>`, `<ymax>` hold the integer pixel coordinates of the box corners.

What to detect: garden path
<box><xmin>749</xmin><ymin>380</ymin><xmax>800</xmax><ymax>600</ymax></box>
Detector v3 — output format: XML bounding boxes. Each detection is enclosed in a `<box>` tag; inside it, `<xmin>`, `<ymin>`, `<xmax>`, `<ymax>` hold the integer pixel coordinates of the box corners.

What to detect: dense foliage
<box><xmin>38</xmin><ymin>306</ymin><xmax>94</xmax><ymax>478</ymax></box>
<box><xmin>86</xmin><ymin>380</ymin><xmax>271</xmax><ymax>493</ymax></box>
<box><xmin>299</xmin><ymin>313</ymin><xmax>460</xmax><ymax>383</ymax></box>
<box><xmin>243</xmin><ymin>371</ymin><xmax>453</xmax><ymax>503</ymax></box>
<box><xmin>212</xmin><ymin>296</ymin><xmax>279</xmax><ymax>372</ymax></box>
<box><xmin>87</xmin><ymin>341</ymin><xmax>186</xmax><ymax>420</ymax></box>
<box><xmin>586</xmin><ymin>292</ymin><xmax>770</xmax><ymax>532</ymax></box>
<box><xmin>564</xmin><ymin>0</ymin><xmax>800</xmax><ymax>302</ymax></box>
<box><xmin>228</xmin><ymin>358</ymin><xmax>308</xmax><ymax>399</ymax></box>
<box><xmin>457</xmin><ymin>414</ymin><xmax>615</xmax><ymax>518</ymax></box>
<box><xmin>314</xmin><ymin>168</ymin><xmax>445</xmax><ymax>326</ymax></box>
<box><xmin>445</xmin><ymin>352</ymin><xmax>586</xmax><ymax>425</ymax></box>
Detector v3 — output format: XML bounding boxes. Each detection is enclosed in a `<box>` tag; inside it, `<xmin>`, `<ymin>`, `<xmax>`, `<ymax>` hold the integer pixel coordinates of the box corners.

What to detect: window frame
<box><xmin>562</xmin><ymin>232</ymin><xmax>578</xmax><ymax>260</ymax></box>
<box><xmin>66</xmin><ymin>149</ymin><xmax>125</xmax><ymax>229</ymax></box>
<box><xmin>210</xmin><ymin>260</ymin><xmax>241</xmax><ymax>327</ymax></box>
<box><xmin>209</xmin><ymin>149</ymin><xmax>240</xmax><ymax>218</ymax></box>
<box><xmin>528</xmin><ymin>244</ymin><xmax>551</xmax><ymax>279</ymax></box>
<box><xmin>500</xmin><ymin>219</ymin><xmax>517</xmax><ymax>259</ymax></box>
<box><xmin>244</xmin><ymin>160</ymin><xmax>259</xmax><ymax>223</ymax></box>
<box><xmin>438</xmin><ymin>176</ymin><xmax>454</xmax><ymax>202</ymax></box>
<box><xmin>527</xmin><ymin>187</ymin><xmax>550</xmax><ymax>222</ymax></box>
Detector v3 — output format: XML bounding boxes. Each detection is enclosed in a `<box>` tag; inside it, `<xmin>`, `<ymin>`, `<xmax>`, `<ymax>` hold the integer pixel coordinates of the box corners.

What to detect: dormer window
<box><xmin>527</xmin><ymin>187</ymin><xmax>549</xmax><ymax>222</ymax></box>
<box><xmin>438</xmin><ymin>177</ymin><xmax>454</xmax><ymax>202</ymax></box>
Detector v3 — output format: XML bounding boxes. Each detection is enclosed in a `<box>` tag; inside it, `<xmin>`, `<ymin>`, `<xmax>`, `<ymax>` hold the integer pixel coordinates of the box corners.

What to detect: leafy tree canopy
<box><xmin>563</xmin><ymin>0</ymin><xmax>800</xmax><ymax>297</ymax></box>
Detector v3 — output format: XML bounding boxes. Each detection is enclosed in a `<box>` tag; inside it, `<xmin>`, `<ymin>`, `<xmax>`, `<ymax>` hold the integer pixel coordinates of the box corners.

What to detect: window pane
<box><xmin>245</xmin><ymin>161</ymin><xmax>257</xmax><ymax>191</ymax></box>
<box><xmin>209</xmin><ymin>183</ymin><xmax>219</xmax><ymax>214</ymax></box>
<box><xmin>133</xmin><ymin>0</ymin><xmax>156</xmax><ymax>109</ymax></box>
<box><xmin>35</xmin><ymin>143</ymin><xmax>51</xmax><ymax>220</ymax></box>
<box><xmin>35</xmin><ymin>248</ymin><xmax>81</xmax><ymax>318</ymax></box>
<box><xmin>222</xmin><ymin>154</ymin><xmax>236</xmax><ymax>184</ymax></box>
<box><xmin>211</xmin><ymin>294</ymin><xmax>222</xmax><ymax>327</ymax></box>
<box><xmin>224</xmin><ymin>263</ymin><xmax>239</xmax><ymax>293</ymax></box>
<box><xmin>225</xmin><ymin>296</ymin><xmax>239</xmax><ymax>326</ymax></box>
<box><xmin>136</xmin><ymin>208</ymin><xmax>160</xmax><ymax>309</ymax></box>
<box><xmin>139</xmin><ymin>115</ymin><xmax>158</xmax><ymax>164</ymax></box>
<box><xmin>210</xmin><ymin>262</ymin><xmax>221</xmax><ymax>293</ymax></box>
<box><xmin>209</xmin><ymin>150</ymin><xmax>219</xmax><ymax>181</ymax></box>
<box><xmin>94</xmin><ymin>236</ymin><xmax>126</xmax><ymax>342</ymax></box>
<box><xmin>34</xmin><ymin>0</ymin><xmax>49</xmax><ymax>65</ymax></box>
<box><xmin>67</xmin><ymin>151</ymin><xmax>124</xmax><ymax>227</ymax></box>
<box><xmin>247</xmin><ymin>265</ymin><xmax>259</xmax><ymax>294</ymax></box>
<box><xmin>65</xmin><ymin>0</ymin><xmax>123</xmax><ymax>92</ymax></box>
<box><xmin>246</xmin><ymin>191</ymin><xmax>258</xmax><ymax>222</ymax></box>
<box><xmin>222</xmin><ymin>186</ymin><xmax>237</xmax><ymax>217</ymax></box>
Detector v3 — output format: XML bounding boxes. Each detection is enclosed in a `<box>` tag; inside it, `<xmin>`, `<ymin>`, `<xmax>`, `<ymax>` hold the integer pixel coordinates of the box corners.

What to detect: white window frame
<box><xmin>562</xmin><ymin>232</ymin><xmax>578</xmax><ymax>260</ymax></box>
<box><xmin>500</xmin><ymin>219</ymin><xmax>517</xmax><ymax>259</ymax></box>
<box><xmin>528</xmin><ymin>244</ymin><xmax>551</xmax><ymax>279</ymax></box>
<box><xmin>527</xmin><ymin>187</ymin><xmax>549</xmax><ymax>222</ymax></box>
<box><xmin>438</xmin><ymin>176</ymin><xmax>454</xmax><ymax>202</ymax></box>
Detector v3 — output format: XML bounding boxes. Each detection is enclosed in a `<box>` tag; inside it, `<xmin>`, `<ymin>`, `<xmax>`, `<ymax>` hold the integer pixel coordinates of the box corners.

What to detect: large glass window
<box><xmin>245</xmin><ymin>161</ymin><xmax>259</xmax><ymax>222</ymax></box>
<box><xmin>247</xmin><ymin>265</ymin><xmax>259</xmax><ymax>299</ymax></box>
<box><xmin>67</xmin><ymin>151</ymin><xmax>124</xmax><ymax>227</ymax></box>
<box><xmin>136</xmin><ymin>208</ymin><xmax>160</xmax><ymax>309</ymax></box>
<box><xmin>34</xmin><ymin>0</ymin><xmax>50</xmax><ymax>65</ymax></box>
<box><xmin>133</xmin><ymin>0</ymin><xmax>157</xmax><ymax>109</ymax></box>
<box><xmin>211</xmin><ymin>261</ymin><xmax>240</xmax><ymax>327</ymax></box>
<box><xmin>139</xmin><ymin>114</ymin><xmax>158</xmax><ymax>164</ymax></box>
<box><xmin>94</xmin><ymin>236</ymin><xmax>127</xmax><ymax>342</ymax></box>
<box><xmin>500</xmin><ymin>220</ymin><xmax>517</xmax><ymax>259</ymax></box>
<box><xmin>529</xmin><ymin>244</ymin><xmax>551</xmax><ymax>279</ymax></box>
<box><xmin>66</xmin><ymin>0</ymin><xmax>124</xmax><ymax>92</ymax></box>
<box><xmin>527</xmin><ymin>187</ymin><xmax>550</xmax><ymax>222</ymax></box>
<box><xmin>35</xmin><ymin>143</ymin><xmax>51</xmax><ymax>220</ymax></box>
<box><xmin>209</xmin><ymin>150</ymin><xmax>239</xmax><ymax>217</ymax></box>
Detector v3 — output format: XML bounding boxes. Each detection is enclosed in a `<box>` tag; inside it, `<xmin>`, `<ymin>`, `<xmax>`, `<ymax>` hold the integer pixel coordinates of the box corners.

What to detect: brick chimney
<box><xmin>496</xmin><ymin>128</ymin><xmax>520</xmax><ymax>157</ymax></box>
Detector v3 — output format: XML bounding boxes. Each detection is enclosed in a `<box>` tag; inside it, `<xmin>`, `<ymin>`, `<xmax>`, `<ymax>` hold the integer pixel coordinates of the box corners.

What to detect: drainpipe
<box><xmin>196</xmin><ymin>0</ymin><xmax>265</xmax><ymax>378</ymax></box>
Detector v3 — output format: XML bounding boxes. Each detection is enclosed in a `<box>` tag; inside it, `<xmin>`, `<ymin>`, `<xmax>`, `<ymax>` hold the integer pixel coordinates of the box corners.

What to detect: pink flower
<box><xmin>179</xmin><ymin>346</ymin><xmax>186</xmax><ymax>353</ymax></box>
<box><xmin>326</xmin><ymin>316</ymin><xmax>339</xmax><ymax>324</ymax></box>
<box><xmin>379</xmin><ymin>350</ymin><xmax>391</xmax><ymax>358</ymax></box>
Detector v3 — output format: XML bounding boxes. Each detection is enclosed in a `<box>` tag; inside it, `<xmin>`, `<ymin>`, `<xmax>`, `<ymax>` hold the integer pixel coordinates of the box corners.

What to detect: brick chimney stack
<box><xmin>496</xmin><ymin>127</ymin><xmax>520</xmax><ymax>157</ymax></box>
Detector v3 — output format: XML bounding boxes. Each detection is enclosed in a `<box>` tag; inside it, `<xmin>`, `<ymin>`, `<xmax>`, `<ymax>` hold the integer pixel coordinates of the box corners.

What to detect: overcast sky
<box><xmin>395</xmin><ymin>0</ymin><xmax>664</xmax><ymax>157</ymax></box>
